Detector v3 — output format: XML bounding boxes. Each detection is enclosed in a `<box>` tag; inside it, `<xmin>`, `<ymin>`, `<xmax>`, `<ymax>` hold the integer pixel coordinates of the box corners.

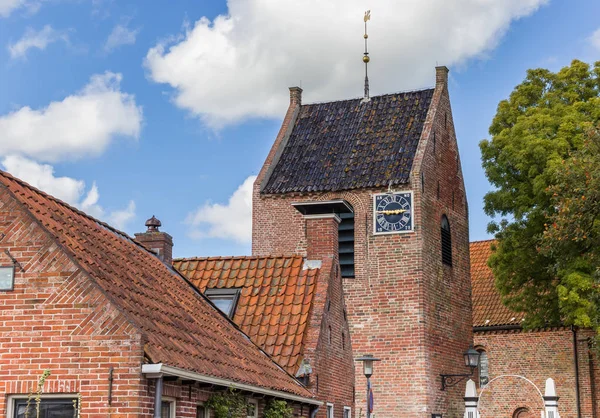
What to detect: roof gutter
<box><xmin>142</xmin><ymin>364</ymin><xmax>322</xmax><ymax>406</ymax></box>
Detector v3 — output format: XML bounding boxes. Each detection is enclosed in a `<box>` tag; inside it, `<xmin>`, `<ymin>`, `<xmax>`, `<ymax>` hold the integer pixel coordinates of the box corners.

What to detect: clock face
<box><xmin>373</xmin><ymin>192</ymin><xmax>413</xmax><ymax>234</ymax></box>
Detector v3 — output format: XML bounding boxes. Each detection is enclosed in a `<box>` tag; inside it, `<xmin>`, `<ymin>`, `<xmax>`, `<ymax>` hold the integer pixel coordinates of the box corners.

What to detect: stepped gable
<box><xmin>470</xmin><ymin>239</ymin><xmax>524</xmax><ymax>327</ymax></box>
<box><xmin>0</xmin><ymin>169</ymin><xmax>313</xmax><ymax>398</ymax></box>
<box><xmin>262</xmin><ymin>88</ymin><xmax>434</xmax><ymax>194</ymax></box>
<box><xmin>174</xmin><ymin>255</ymin><xmax>319</xmax><ymax>375</ymax></box>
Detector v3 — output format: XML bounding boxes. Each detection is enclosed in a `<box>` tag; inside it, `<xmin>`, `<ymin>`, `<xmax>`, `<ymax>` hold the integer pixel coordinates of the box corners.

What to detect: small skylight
<box><xmin>204</xmin><ymin>288</ymin><xmax>241</xmax><ymax>318</ymax></box>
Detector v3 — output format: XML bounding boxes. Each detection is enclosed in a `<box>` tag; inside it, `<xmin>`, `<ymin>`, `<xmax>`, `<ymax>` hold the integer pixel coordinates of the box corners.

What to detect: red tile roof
<box><xmin>470</xmin><ymin>240</ymin><xmax>524</xmax><ymax>327</ymax></box>
<box><xmin>173</xmin><ymin>256</ymin><xmax>318</xmax><ymax>375</ymax></box>
<box><xmin>0</xmin><ymin>170</ymin><xmax>313</xmax><ymax>399</ymax></box>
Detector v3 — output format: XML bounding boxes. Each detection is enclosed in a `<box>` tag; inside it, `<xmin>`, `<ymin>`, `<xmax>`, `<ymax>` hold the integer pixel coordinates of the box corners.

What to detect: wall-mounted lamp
<box><xmin>439</xmin><ymin>345</ymin><xmax>480</xmax><ymax>391</ymax></box>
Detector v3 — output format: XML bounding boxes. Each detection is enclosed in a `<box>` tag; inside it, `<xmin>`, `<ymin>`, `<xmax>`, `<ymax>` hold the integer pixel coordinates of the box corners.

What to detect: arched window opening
<box><xmin>441</xmin><ymin>215</ymin><xmax>452</xmax><ymax>266</ymax></box>
<box><xmin>478</xmin><ymin>349</ymin><xmax>489</xmax><ymax>388</ymax></box>
<box><xmin>513</xmin><ymin>407</ymin><xmax>533</xmax><ymax>418</ymax></box>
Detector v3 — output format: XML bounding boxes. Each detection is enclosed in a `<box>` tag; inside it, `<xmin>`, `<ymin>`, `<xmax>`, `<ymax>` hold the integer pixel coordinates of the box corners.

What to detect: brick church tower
<box><xmin>253</xmin><ymin>67</ymin><xmax>472</xmax><ymax>417</ymax></box>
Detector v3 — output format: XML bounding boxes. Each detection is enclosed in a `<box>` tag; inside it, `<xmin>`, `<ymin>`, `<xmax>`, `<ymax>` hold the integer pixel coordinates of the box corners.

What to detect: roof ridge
<box><xmin>301</xmin><ymin>86</ymin><xmax>435</xmax><ymax>107</ymax></box>
<box><xmin>0</xmin><ymin>169</ymin><xmax>134</xmax><ymax>242</ymax></box>
<box><xmin>173</xmin><ymin>254</ymin><xmax>303</xmax><ymax>262</ymax></box>
<box><xmin>470</xmin><ymin>239</ymin><xmax>497</xmax><ymax>244</ymax></box>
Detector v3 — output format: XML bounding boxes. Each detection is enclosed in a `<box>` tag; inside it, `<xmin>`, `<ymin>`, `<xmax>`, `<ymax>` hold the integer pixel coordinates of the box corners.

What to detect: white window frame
<box><xmin>7</xmin><ymin>394</ymin><xmax>79</xmax><ymax>418</ymax></box>
<box><xmin>246</xmin><ymin>399</ymin><xmax>258</xmax><ymax>418</ymax></box>
<box><xmin>197</xmin><ymin>402</ymin><xmax>210</xmax><ymax>418</ymax></box>
<box><xmin>344</xmin><ymin>406</ymin><xmax>352</xmax><ymax>418</ymax></box>
<box><xmin>162</xmin><ymin>396</ymin><xmax>176</xmax><ymax>418</ymax></box>
<box><xmin>327</xmin><ymin>403</ymin><xmax>334</xmax><ymax>418</ymax></box>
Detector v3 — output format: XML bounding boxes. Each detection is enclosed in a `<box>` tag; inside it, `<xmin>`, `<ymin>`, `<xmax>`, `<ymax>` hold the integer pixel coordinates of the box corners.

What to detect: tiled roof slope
<box><xmin>470</xmin><ymin>240</ymin><xmax>524</xmax><ymax>327</ymax></box>
<box><xmin>173</xmin><ymin>256</ymin><xmax>318</xmax><ymax>375</ymax></box>
<box><xmin>262</xmin><ymin>89</ymin><xmax>434</xmax><ymax>194</ymax></box>
<box><xmin>0</xmin><ymin>170</ymin><xmax>312</xmax><ymax>398</ymax></box>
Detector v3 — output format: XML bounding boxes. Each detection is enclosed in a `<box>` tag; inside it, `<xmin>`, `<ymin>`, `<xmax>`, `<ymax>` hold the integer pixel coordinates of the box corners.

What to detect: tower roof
<box><xmin>262</xmin><ymin>88</ymin><xmax>434</xmax><ymax>194</ymax></box>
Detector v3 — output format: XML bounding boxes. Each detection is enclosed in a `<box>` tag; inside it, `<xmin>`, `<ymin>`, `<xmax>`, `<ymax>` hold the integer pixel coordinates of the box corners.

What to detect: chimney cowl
<box><xmin>145</xmin><ymin>215</ymin><xmax>161</xmax><ymax>232</ymax></box>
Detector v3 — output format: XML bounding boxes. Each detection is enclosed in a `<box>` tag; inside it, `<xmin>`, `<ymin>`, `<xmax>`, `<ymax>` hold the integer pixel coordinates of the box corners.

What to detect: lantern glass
<box><xmin>463</xmin><ymin>345</ymin><xmax>480</xmax><ymax>369</ymax></box>
<box><xmin>0</xmin><ymin>266</ymin><xmax>14</xmax><ymax>291</ymax></box>
<box><xmin>363</xmin><ymin>360</ymin><xmax>373</xmax><ymax>378</ymax></box>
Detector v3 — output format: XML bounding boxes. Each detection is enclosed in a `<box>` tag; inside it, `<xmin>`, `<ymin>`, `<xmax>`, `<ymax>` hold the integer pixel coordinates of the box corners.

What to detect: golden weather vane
<box><xmin>362</xmin><ymin>10</ymin><xmax>371</xmax><ymax>102</ymax></box>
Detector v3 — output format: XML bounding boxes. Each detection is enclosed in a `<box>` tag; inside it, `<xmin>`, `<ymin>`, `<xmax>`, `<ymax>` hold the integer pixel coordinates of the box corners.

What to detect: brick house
<box><xmin>471</xmin><ymin>239</ymin><xmax>600</xmax><ymax>418</ymax></box>
<box><xmin>0</xmin><ymin>170</ymin><xmax>322</xmax><ymax>417</ymax></box>
<box><xmin>252</xmin><ymin>66</ymin><xmax>472</xmax><ymax>417</ymax></box>
<box><xmin>173</xmin><ymin>253</ymin><xmax>354</xmax><ymax>418</ymax></box>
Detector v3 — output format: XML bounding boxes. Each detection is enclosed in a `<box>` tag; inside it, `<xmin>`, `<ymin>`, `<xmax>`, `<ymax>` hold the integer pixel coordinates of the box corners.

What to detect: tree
<box><xmin>541</xmin><ymin>127</ymin><xmax>600</xmax><ymax>332</ymax></box>
<box><xmin>480</xmin><ymin>60</ymin><xmax>600</xmax><ymax>332</ymax></box>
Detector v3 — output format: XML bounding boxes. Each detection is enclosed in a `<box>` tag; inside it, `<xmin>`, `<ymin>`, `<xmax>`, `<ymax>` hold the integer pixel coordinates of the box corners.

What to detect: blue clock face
<box><xmin>374</xmin><ymin>192</ymin><xmax>413</xmax><ymax>234</ymax></box>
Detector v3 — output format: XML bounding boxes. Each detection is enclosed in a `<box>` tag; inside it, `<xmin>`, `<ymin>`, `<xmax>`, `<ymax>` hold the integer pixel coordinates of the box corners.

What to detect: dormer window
<box><xmin>204</xmin><ymin>288</ymin><xmax>241</xmax><ymax>318</ymax></box>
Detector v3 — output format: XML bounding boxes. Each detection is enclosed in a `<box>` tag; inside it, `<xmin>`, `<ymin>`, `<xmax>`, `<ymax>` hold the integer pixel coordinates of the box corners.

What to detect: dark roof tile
<box><xmin>262</xmin><ymin>89</ymin><xmax>434</xmax><ymax>194</ymax></box>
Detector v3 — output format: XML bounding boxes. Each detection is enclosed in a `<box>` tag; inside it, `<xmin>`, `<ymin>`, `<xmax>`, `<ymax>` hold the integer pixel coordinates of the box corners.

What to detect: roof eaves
<box><xmin>142</xmin><ymin>363</ymin><xmax>319</xmax><ymax>404</ymax></box>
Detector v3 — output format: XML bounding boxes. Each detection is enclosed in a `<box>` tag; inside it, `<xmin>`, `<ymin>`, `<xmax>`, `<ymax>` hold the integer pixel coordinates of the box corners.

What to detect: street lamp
<box><xmin>440</xmin><ymin>345</ymin><xmax>481</xmax><ymax>391</ymax></box>
<box><xmin>356</xmin><ymin>355</ymin><xmax>380</xmax><ymax>418</ymax></box>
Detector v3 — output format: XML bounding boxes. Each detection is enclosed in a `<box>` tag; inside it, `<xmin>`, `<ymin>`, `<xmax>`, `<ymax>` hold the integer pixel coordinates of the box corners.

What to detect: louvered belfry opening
<box><xmin>292</xmin><ymin>200</ymin><xmax>354</xmax><ymax>278</ymax></box>
<box><xmin>441</xmin><ymin>215</ymin><xmax>452</xmax><ymax>266</ymax></box>
<box><xmin>338</xmin><ymin>212</ymin><xmax>355</xmax><ymax>278</ymax></box>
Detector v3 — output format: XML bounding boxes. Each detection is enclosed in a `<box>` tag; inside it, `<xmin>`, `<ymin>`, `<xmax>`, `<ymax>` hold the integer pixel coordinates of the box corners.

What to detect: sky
<box><xmin>1</xmin><ymin>0</ymin><xmax>599</xmax><ymax>258</ymax></box>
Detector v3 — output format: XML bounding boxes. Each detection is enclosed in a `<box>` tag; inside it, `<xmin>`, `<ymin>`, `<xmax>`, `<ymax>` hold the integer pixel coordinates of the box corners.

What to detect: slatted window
<box><xmin>478</xmin><ymin>349</ymin><xmax>489</xmax><ymax>387</ymax></box>
<box><xmin>441</xmin><ymin>215</ymin><xmax>452</xmax><ymax>266</ymax></box>
<box><xmin>338</xmin><ymin>212</ymin><xmax>355</xmax><ymax>278</ymax></box>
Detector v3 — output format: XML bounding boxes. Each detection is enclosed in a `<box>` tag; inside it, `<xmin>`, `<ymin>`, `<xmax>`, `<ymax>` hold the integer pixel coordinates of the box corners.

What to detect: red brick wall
<box><xmin>0</xmin><ymin>186</ymin><xmax>147</xmax><ymax>417</ymax></box>
<box><xmin>475</xmin><ymin>328</ymin><xmax>600</xmax><ymax>418</ymax></box>
<box><xmin>252</xmin><ymin>68</ymin><xmax>472</xmax><ymax>417</ymax></box>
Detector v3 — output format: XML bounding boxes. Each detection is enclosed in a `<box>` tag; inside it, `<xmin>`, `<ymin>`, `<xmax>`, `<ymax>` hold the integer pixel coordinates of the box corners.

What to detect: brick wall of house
<box><xmin>252</xmin><ymin>68</ymin><xmax>471</xmax><ymax>417</ymax></box>
<box><xmin>473</xmin><ymin>328</ymin><xmax>600</xmax><ymax>418</ymax></box>
<box><xmin>0</xmin><ymin>186</ymin><xmax>147</xmax><ymax>417</ymax></box>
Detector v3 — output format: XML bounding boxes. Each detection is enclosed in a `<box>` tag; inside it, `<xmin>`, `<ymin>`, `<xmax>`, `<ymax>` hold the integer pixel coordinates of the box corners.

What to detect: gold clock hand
<box><xmin>376</xmin><ymin>209</ymin><xmax>407</xmax><ymax>215</ymax></box>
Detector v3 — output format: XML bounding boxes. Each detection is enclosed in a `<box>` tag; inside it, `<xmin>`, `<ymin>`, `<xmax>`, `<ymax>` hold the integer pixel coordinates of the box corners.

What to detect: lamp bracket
<box><xmin>439</xmin><ymin>372</ymin><xmax>473</xmax><ymax>391</ymax></box>
<box><xmin>4</xmin><ymin>250</ymin><xmax>24</xmax><ymax>272</ymax></box>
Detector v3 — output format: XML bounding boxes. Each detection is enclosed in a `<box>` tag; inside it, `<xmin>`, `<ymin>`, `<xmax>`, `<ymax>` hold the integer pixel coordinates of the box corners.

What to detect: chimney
<box><xmin>289</xmin><ymin>86</ymin><xmax>303</xmax><ymax>106</ymax></box>
<box><xmin>135</xmin><ymin>215</ymin><xmax>173</xmax><ymax>265</ymax></box>
<box><xmin>304</xmin><ymin>214</ymin><xmax>340</xmax><ymax>261</ymax></box>
<box><xmin>435</xmin><ymin>66</ymin><xmax>449</xmax><ymax>88</ymax></box>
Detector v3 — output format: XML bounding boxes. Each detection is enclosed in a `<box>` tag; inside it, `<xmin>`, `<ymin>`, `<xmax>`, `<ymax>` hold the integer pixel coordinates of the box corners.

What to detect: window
<box><xmin>204</xmin><ymin>288</ymin><xmax>241</xmax><ymax>317</ymax></box>
<box><xmin>12</xmin><ymin>397</ymin><xmax>77</xmax><ymax>418</ymax></box>
<box><xmin>342</xmin><ymin>332</ymin><xmax>345</xmax><ymax>350</ymax></box>
<box><xmin>0</xmin><ymin>265</ymin><xmax>15</xmax><ymax>291</ymax></box>
<box><xmin>344</xmin><ymin>406</ymin><xmax>351</xmax><ymax>418</ymax></box>
<box><xmin>247</xmin><ymin>399</ymin><xmax>258</xmax><ymax>418</ymax></box>
<box><xmin>161</xmin><ymin>398</ymin><xmax>176</xmax><ymax>418</ymax></box>
<box><xmin>441</xmin><ymin>215</ymin><xmax>452</xmax><ymax>266</ymax></box>
<box><xmin>197</xmin><ymin>404</ymin><xmax>208</xmax><ymax>418</ymax></box>
<box><xmin>328</xmin><ymin>326</ymin><xmax>332</xmax><ymax>344</ymax></box>
<box><xmin>478</xmin><ymin>349</ymin><xmax>489</xmax><ymax>388</ymax></box>
<box><xmin>513</xmin><ymin>407</ymin><xmax>532</xmax><ymax>418</ymax></box>
<box><xmin>327</xmin><ymin>403</ymin><xmax>334</xmax><ymax>418</ymax></box>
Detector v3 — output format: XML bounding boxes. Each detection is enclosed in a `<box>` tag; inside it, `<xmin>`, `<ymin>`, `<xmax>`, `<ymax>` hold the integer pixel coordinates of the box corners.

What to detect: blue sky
<box><xmin>1</xmin><ymin>0</ymin><xmax>599</xmax><ymax>258</ymax></box>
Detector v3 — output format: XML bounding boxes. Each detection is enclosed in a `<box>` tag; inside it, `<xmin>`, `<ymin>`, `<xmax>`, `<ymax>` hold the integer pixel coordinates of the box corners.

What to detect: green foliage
<box><xmin>205</xmin><ymin>388</ymin><xmax>247</xmax><ymax>418</ymax></box>
<box><xmin>264</xmin><ymin>400</ymin><xmax>293</xmax><ymax>418</ymax></box>
<box><xmin>480</xmin><ymin>60</ymin><xmax>600</xmax><ymax>331</ymax></box>
<box><xmin>540</xmin><ymin>127</ymin><xmax>600</xmax><ymax>335</ymax></box>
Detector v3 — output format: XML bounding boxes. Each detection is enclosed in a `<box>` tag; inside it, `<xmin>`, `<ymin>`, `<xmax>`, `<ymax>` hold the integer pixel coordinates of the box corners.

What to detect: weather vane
<box><xmin>362</xmin><ymin>10</ymin><xmax>371</xmax><ymax>102</ymax></box>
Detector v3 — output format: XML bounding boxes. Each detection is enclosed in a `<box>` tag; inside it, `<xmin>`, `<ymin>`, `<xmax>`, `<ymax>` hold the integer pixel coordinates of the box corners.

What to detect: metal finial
<box><xmin>362</xmin><ymin>10</ymin><xmax>371</xmax><ymax>103</ymax></box>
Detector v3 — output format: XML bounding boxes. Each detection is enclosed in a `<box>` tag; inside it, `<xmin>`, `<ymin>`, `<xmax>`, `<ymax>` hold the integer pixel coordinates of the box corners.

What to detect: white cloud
<box><xmin>109</xmin><ymin>200</ymin><xmax>136</xmax><ymax>230</ymax></box>
<box><xmin>8</xmin><ymin>25</ymin><xmax>69</xmax><ymax>59</ymax></box>
<box><xmin>104</xmin><ymin>23</ymin><xmax>140</xmax><ymax>52</ymax></box>
<box><xmin>145</xmin><ymin>0</ymin><xmax>547</xmax><ymax>128</ymax></box>
<box><xmin>0</xmin><ymin>0</ymin><xmax>27</xmax><ymax>17</ymax></box>
<box><xmin>589</xmin><ymin>28</ymin><xmax>600</xmax><ymax>51</ymax></box>
<box><xmin>0</xmin><ymin>72</ymin><xmax>142</xmax><ymax>163</ymax></box>
<box><xmin>186</xmin><ymin>176</ymin><xmax>256</xmax><ymax>243</ymax></box>
<box><xmin>2</xmin><ymin>155</ymin><xmax>137</xmax><ymax>230</ymax></box>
